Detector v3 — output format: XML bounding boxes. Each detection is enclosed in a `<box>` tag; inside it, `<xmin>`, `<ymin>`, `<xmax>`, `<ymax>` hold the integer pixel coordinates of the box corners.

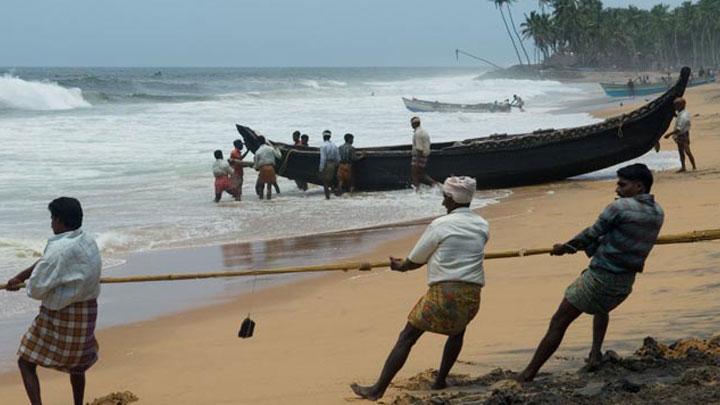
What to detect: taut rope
<box><xmin>2</xmin><ymin>228</ymin><xmax>719</xmax><ymax>291</ymax></box>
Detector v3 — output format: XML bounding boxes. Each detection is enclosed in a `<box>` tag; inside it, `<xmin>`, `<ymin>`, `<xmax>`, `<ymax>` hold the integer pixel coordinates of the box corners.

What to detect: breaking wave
<box><xmin>0</xmin><ymin>74</ymin><xmax>91</xmax><ymax>111</ymax></box>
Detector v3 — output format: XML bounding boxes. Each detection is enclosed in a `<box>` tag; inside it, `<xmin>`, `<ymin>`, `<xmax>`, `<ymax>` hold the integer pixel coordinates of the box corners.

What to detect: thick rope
<box><xmin>2</xmin><ymin>228</ymin><xmax>719</xmax><ymax>291</ymax></box>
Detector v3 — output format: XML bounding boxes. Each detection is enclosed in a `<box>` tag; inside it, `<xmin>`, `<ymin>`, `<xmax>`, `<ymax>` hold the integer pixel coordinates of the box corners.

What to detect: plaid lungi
<box><xmin>408</xmin><ymin>281</ymin><xmax>481</xmax><ymax>336</ymax></box>
<box><xmin>18</xmin><ymin>300</ymin><xmax>99</xmax><ymax>373</ymax></box>
<box><xmin>565</xmin><ymin>268</ymin><xmax>635</xmax><ymax>315</ymax></box>
<box><xmin>257</xmin><ymin>165</ymin><xmax>277</xmax><ymax>184</ymax></box>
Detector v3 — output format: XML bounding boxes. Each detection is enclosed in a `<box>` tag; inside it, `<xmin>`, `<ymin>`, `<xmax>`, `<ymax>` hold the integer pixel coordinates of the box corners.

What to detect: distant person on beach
<box><xmin>300</xmin><ymin>134</ymin><xmax>309</xmax><ymax>147</ymax></box>
<box><xmin>5</xmin><ymin>197</ymin><xmax>102</xmax><ymax>405</ymax></box>
<box><xmin>663</xmin><ymin>97</ymin><xmax>697</xmax><ymax>172</ymax></box>
<box><xmin>515</xmin><ymin>164</ymin><xmax>664</xmax><ymax>382</ymax></box>
<box><xmin>410</xmin><ymin>116</ymin><xmax>437</xmax><ymax>190</ymax></box>
<box><xmin>228</xmin><ymin>140</ymin><xmax>249</xmax><ymax>201</ymax></box>
<box><xmin>337</xmin><ymin>133</ymin><xmax>358</xmax><ymax>195</ymax></box>
<box><xmin>253</xmin><ymin>136</ymin><xmax>281</xmax><ymax>200</ymax></box>
<box><xmin>350</xmin><ymin>176</ymin><xmax>486</xmax><ymax>401</ymax></box>
<box><xmin>319</xmin><ymin>130</ymin><xmax>340</xmax><ymax>199</ymax></box>
<box><xmin>627</xmin><ymin>78</ymin><xmax>635</xmax><ymax>97</ymax></box>
<box><xmin>212</xmin><ymin>150</ymin><xmax>238</xmax><ymax>202</ymax></box>
<box><xmin>292</xmin><ymin>130</ymin><xmax>301</xmax><ymax>146</ymax></box>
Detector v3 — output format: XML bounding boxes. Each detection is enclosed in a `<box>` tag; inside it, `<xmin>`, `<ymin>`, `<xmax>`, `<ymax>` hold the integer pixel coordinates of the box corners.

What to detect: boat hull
<box><xmin>601</xmin><ymin>76</ymin><xmax>713</xmax><ymax>97</ymax></box>
<box><xmin>402</xmin><ymin>97</ymin><xmax>511</xmax><ymax>113</ymax></box>
<box><xmin>238</xmin><ymin>68</ymin><xmax>690</xmax><ymax>191</ymax></box>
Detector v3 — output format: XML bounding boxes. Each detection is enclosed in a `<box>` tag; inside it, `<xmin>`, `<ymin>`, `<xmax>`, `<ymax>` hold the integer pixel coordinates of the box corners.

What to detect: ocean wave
<box><xmin>82</xmin><ymin>91</ymin><xmax>213</xmax><ymax>104</ymax></box>
<box><xmin>0</xmin><ymin>74</ymin><xmax>91</xmax><ymax>111</ymax></box>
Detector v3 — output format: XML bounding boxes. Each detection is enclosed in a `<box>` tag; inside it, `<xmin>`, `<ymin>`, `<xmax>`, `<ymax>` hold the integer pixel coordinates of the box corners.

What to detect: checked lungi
<box><xmin>565</xmin><ymin>268</ymin><xmax>635</xmax><ymax>315</ymax></box>
<box><xmin>408</xmin><ymin>281</ymin><xmax>481</xmax><ymax>336</ymax></box>
<box><xmin>18</xmin><ymin>299</ymin><xmax>99</xmax><ymax>373</ymax></box>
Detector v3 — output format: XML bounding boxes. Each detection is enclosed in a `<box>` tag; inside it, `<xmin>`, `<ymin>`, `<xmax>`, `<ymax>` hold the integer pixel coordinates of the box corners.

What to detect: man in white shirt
<box><xmin>351</xmin><ymin>176</ymin><xmax>487</xmax><ymax>401</ymax></box>
<box><xmin>212</xmin><ymin>149</ymin><xmax>238</xmax><ymax>202</ymax></box>
<box><xmin>410</xmin><ymin>116</ymin><xmax>437</xmax><ymax>190</ymax></box>
<box><xmin>319</xmin><ymin>130</ymin><xmax>340</xmax><ymax>199</ymax></box>
<box><xmin>5</xmin><ymin>197</ymin><xmax>102</xmax><ymax>405</ymax></box>
<box><xmin>663</xmin><ymin>97</ymin><xmax>697</xmax><ymax>172</ymax></box>
<box><xmin>253</xmin><ymin>136</ymin><xmax>282</xmax><ymax>200</ymax></box>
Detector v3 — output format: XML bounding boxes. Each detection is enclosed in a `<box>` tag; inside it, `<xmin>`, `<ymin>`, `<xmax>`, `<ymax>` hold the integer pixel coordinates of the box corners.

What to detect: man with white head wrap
<box><xmin>351</xmin><ymin>176</ymin><xmax>488</xmax><ymax>401</ymax></box>
<box><xmin>410</xmin><ymin>116</ymin><xmax>438</xmax><ymax>190</ymax></box>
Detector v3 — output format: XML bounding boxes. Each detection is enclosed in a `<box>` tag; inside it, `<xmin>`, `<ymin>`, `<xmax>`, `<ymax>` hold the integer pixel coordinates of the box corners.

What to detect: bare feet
<box><xmin>586</xmin><ymin>351</ymin><xmax>603</xmax><ymax>372</ymax></box>
<box><xmin>676</xmin><ymin>168</ymin><xmax>686</xmax><ymax>173</ymax></box>
<box><xmin>430</xmin><ymin>380</ymin><xmax>447</xmax><ymax>390</ymax></box>
<box><xmin>350</xmin><ymin>383</ymin><xmax>382</xmax><ymax>401</ymax></box>
<box><xmin>514</xmin><ymin>371</ymin><xmax>533</xmax><ymax>383</ymax></box>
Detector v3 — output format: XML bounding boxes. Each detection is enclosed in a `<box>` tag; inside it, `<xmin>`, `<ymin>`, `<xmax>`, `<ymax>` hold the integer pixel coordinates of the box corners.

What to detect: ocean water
<box><xmin>0</xmin><ymin>67</ymin><xmax>679</xmax><ymax>320</ymax></box>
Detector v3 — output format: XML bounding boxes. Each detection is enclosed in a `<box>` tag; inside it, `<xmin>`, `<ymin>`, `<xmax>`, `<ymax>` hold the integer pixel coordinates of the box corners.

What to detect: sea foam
<box><xmin>0</xmin><ymin>74</ymin><xmax>91</xmax><ymax>111</ymax></box>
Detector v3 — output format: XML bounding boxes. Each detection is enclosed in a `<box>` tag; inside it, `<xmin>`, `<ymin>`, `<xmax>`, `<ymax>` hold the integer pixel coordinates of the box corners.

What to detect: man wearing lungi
<box><xmin>351</xmin><ymin>176</ymin><xmax>487</xmax><ymax>401</ymax></box>
<box><xmin>253</xmin><ymin>136</ymin><xmax>281</xmax><ymax>200</ymax></box>
<box><xmin>663</xmin><ymin>97</ymin><xmax>697</xmax><ymax>172</ymax></box>
<box><xmin>213</xmin><ymin>150</ymin><xmax>238</xmax><ymax>202</ymax></box>
<box><xmin>516</xmin><ymin>163</ymin><xmax>664</xmax><ymax>382</ymax></box>
<box><xmin>318</xmin><ymin>130</ymin><xmax>340</xmax><ymax>199</ymax></box>
<box><xmin>5</xmin><ymin>197</ymin><xmax>102</xmax><ymax>405</ymax></box>
<box><xmin>410</xmin><ymin>116</ymin><xmax>437</xmax><ymax>190</ymax></box>
<box><xmin>228</xmin><ymin>140</ymin><xmax>249</xmax><ymax>201</ymax></box>
<box><xmin>337</xmin><ymin>133</ymin><xmax>358</xmax><ymax>195</ymax></box>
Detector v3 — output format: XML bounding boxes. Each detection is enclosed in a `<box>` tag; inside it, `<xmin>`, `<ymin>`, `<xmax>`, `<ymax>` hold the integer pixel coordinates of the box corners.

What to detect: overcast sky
<box><xmin>1</xmin><ymin>0</ymin><xmax>688</xmax><ymax>67</ymax></box>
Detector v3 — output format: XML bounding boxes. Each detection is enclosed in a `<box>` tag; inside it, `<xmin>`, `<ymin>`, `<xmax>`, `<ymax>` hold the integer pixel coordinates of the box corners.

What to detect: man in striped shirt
<box><xmin>517</xmin><ymin>163</ymin><xmax>664</xmax><ymax>382</ymax></box>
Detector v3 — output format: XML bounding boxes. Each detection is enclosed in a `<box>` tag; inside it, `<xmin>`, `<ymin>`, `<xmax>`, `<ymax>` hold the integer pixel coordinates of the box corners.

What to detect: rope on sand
<box><xmin>2</xmin><ymin>228</ymin><xmax>719</xmax><ymax>291</ymax></box>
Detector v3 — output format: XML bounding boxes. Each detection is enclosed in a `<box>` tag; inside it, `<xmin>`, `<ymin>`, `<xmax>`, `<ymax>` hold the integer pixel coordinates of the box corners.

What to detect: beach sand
<box><xmin>1</xmin><ymin>83</ymin><xmax>719</xmax><ymax>404</ymax></box>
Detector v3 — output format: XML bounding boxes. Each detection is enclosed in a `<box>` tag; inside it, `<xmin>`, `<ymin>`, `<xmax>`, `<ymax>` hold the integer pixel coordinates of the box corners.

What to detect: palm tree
<box><xmin>489</xmin><ymin>0</ymin><xmax>525</xmax><ymax>65</ymax></box>
<box><xmin>501</xmin><ymin>0</ymin><xmax>533</xmax><ymax>65</ymax></box>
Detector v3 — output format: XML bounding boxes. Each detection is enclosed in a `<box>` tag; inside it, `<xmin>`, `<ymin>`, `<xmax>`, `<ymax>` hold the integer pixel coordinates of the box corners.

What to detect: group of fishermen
<box><xmin>212</xmin><ymin>116</ymin><xmax>440</xmax><ymax>202</ymax></box>
<box><xmin>4</xmin><ymin>161</ymin><xmax>665</xmax><ymax>404</ymax></box>
<box><xmin>3</xmin><ymin>100</ymin><xmax>692</xmax><ymax>404</ymax></box>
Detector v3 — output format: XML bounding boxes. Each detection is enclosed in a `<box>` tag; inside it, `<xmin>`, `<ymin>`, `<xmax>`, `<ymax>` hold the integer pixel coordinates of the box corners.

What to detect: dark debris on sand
<box><xmin>87</xmin><ymin>391</ymin><xmax>139</xmax><ymax>405</ymax></box>
<box><xmin>381</xmin><ymin>334</ymin><xmax>720</xmax><ymax>405</ymax></box>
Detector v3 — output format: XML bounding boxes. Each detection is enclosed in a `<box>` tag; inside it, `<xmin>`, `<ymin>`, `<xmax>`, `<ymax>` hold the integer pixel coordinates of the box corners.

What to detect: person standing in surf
<box><xmin>410</xmin><ymin>116</ymin><xmax>437</xmax><ymax>190</ymax></box>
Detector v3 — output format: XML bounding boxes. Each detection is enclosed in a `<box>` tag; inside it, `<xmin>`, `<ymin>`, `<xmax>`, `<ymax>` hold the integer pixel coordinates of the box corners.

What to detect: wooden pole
<box><xmin>2</xmin><ymin>228</ymin><xmax>719</xmax><ymax>291</ymax></box>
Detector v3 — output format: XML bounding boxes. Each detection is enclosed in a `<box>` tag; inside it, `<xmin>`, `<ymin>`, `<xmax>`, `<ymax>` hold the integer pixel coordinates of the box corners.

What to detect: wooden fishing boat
<box><xmin>236</xmin><ymin>67</ymin><xmax>690</xmax><ymax>191</ymax></box>
<box><xmin>402</xmin><ymin>97</ymin><xmax>512</xmax><ymax>113</ymax></box>
<box><xmin>600</xmin><ymin>75</ymin><xmax>713</xmax><ymax>97</ymax></box>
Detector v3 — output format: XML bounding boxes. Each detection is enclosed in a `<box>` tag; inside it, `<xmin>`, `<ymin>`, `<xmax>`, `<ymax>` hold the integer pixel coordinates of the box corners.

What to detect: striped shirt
<box><xmin>338</xmin><ymin>143</ymin><xmax>356</xmax><ymax>163</ymax></box>
<box><xmin>567</xmin><ymin>194</ymin><xmax>664</xmax><ymax>274</ymax></box>
<box><xmin>26</xmin><ymin>229</ymin><xmax>102</xmax><ymax>310</ymax></box>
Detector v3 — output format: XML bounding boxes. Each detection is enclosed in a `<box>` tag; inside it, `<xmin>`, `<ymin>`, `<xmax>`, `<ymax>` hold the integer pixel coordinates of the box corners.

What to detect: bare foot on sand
<box><xmin>514</xmin><ymin>371</ymin><xmax>533</xmax><ymax>383</ymax></box>
<box><xmin>430</xmin><ymin>380</ymin><xmax>447</xmax><ymax>390</ymax></box>
<box><xmin>350</xmin><ymin>383</ymin><xmax>382</xmax><ymax>401</ymax></box>
<box><xmin>586</xmin><ymin>351</ymin><xmax>603</xmax><ymax>372</ymax></box>
<box><xmin>677</xmin><ymin>168</ymin><xmax>687</xmax><ymax>173</ymax></box>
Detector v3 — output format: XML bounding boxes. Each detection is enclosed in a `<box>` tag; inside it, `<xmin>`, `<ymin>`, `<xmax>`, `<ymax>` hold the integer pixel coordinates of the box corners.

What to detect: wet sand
<box><xmin>1</xmin><ymin>82</ymin><xmax>719</xmax><ymax>404</ymax></box>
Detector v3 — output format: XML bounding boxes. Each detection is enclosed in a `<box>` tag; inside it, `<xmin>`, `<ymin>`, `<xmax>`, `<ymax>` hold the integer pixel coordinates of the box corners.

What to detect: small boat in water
<box><xmin>600</xmin><ymin>75</ymin><xmax>714</xmax><ymax>97</ymax></box>
<box><xmin>402</xmin><ymin>97</ymin><xmax>512</xmax><ymax>113</ymax></box>
<box><xmin>237</xmin><ymin>67</ymin><xmax>691</xmax><ymax>191</ymax></box>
